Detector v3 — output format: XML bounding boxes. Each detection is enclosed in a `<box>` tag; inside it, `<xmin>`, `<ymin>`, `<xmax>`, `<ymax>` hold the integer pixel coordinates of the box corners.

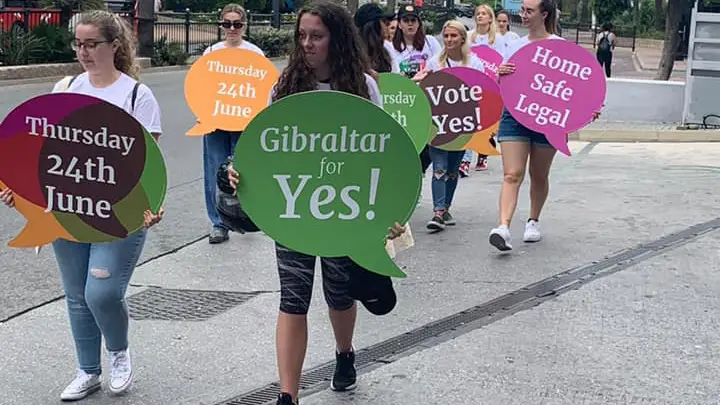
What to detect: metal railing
<box><xmin>154</xmin><ymin>10</ymin><xmax>296</xmax><ymax>55</ymax></box>
<box><xmin>559</xmin><ymin>23</ymin><xmax>638</xmax><ymax>52</ymax></box>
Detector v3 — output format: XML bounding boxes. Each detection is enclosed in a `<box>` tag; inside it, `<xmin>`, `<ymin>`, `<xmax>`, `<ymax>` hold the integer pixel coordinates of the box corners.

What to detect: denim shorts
<box><xmin>496</xmin><ymin>109</ymin><xmax>555</xmax><ymax>148</ymax></box>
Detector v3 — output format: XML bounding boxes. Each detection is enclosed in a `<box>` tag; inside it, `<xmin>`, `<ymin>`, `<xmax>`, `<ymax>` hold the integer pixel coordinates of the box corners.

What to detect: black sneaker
<box><xmin>426</xmin><ymin>214</ymin><xmax>445</xmax><ymax>231</ymax></box>
<box><xmin>330</xmin><ymin>350</ymin><xmax>357</xmax><ymax>391</ymax></box>
<box><xmin>209</xmin><ymin>227</ymin><xmax>229</xmax><ymax>244</ymax></box>
<box><xmin>276</xmin><ymin>393</ymin><xmax>297</xmax><ymax>405</ymax></box>
<box><xmin>442</xmin><ymin>211</ymin><xmax>456</xmax><ymax>226</ymax></box>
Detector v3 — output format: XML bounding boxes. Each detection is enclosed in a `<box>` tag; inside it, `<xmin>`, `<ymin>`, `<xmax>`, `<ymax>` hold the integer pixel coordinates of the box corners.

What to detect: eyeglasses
<box><xmin>71</xmin><ymin>39</ymin><xmax>112</xmax><ymax>51</ymax></box>
<box><xmin>219</xmin><ymin>20</ymin><xmax>245</xmax><ymax>29</ymax></box>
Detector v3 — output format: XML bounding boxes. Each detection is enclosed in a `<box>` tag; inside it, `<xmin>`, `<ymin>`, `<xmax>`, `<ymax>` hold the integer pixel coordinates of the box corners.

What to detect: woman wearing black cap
<box><xmin>385</xmin><ymin>4</ymin><xmax>441</xmax><ymax>79</ymax></box>
<box><xmin>354</xmin><ymin>3</ymin><xmax>395</xmax><ymax>75</ymax></box>
<box><xmin>385</xmin><ymin>4</ymin><xmax>441</xmax><ymax>204</ymax></box>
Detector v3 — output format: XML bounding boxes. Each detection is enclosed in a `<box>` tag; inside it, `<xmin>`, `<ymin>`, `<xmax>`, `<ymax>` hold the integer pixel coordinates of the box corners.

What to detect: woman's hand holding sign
<box><xmin>497</xmin><ymin>62</ymin><xmax>516</xmax><ymax>76</ymax></box>
<box><xmin>0</xmin><ymin>187</ymin><xmax>14</xmax><ymax>208</ymax></box>
<box><xmin>143</xmin><ymin>208</ymin><xmax>165</xmax><ymax>228</ymax></box>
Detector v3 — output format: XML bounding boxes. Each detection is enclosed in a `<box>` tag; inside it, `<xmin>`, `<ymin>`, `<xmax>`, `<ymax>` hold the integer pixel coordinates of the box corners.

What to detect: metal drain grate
<box><xmin>127</xmin><ymin>288</ymin><xmax>260</xmax><ymax>321</ymax></box>
<box><xmin>214</xmin><ymin>217</ymin><xmax>720</xmax><ymax>405</ymax></box>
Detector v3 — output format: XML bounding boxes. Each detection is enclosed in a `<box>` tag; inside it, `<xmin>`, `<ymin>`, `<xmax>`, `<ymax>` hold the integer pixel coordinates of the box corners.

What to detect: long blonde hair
<box><xmin>470</xmin><ymin>4</ymin><xmax>497</xmax><ymax>45</ymax></box>
<box><xmin>78</xmin><ymin>10</ymin><xmax>139</xmax><ymax>79</ymax></box>
<box><xmin>438</xmin><ymin>20</ymin><xmax>470</xmax><ymax>68</ymax></box>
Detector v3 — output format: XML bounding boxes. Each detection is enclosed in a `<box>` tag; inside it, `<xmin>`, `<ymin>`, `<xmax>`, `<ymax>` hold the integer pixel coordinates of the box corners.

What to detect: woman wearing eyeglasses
<box><xmin>201</xmin><ymin>3</ymin><xmax>265</xmax><ymax>244</ymax></box>
<box><xmin>2</xmin><ymin>9</ymin><xmax>163</xmax><ymax>401</ymax></box>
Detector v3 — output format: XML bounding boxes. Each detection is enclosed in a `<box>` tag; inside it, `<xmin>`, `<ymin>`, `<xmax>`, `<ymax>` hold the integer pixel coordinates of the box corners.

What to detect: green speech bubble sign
<box><xmin>377</xmin><ymin>73</ymin><xmax>433</xmax><ymax>153</ymax></box>
<box><xmin>233</xmin><ymin>90</ymin><xmax>422</xmax><ymax>278</ymax></box>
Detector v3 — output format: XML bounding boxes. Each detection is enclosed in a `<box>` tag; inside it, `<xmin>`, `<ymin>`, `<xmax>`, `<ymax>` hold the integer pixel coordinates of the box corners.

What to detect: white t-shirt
<box><xmin>503</xmin><ymin>34</ymin><xmax>564</xmax><ymax>62</ymax></box>
<box><xmin>385</xmin><ymin>36</ymin><xmax>442</xmax><ymax>78</ymax></box>
<box><xmin>203</xmin><ymin>40</ymin><xmax>265</xmax><ymax>56</ymax></box>
<box><xmin>425</xmin><ymin>53</ymin><xmax>486</xmax><ymax>73</ymax></box>
<box><xmin>268</xmin><ymin>73</ymin><xmax>382</xmax><ymax>108</ymax></box>
<box><xmin>468</xmin><ymin>32</ymin><xmax>508</xmax><ymax>54</ymax></box>
<box><xmin>52</xmin><ymin>72</ymin><xmax>163</xmax><ymax>135</ymax></box>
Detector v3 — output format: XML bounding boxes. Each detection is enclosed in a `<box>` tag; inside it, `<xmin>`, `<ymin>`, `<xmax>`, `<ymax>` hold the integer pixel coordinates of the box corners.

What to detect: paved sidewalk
<box><xmin>1</xmin><ymin>141</ymin><xmax>719</xmax><ymax>405</ymax></box>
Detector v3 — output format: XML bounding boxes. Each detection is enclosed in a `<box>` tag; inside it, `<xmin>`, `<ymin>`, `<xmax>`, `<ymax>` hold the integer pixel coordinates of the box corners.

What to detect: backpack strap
<box><xmin>131</xmin><ymin>82</ymin><xmax>140</xmax><ymax>113</ymax></box>
<box><xmin>58</xmin><ymin>75</ymin><xmax>77</xmax><ymax>92</ymax></box>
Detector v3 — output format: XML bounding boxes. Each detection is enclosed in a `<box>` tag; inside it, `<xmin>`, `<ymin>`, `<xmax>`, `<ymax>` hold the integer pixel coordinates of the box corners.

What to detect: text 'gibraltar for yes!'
<box><xmin>259</xmin><ymin>125</ymin><xmax>392</xmax><ymax>222</ymax></box>
<box><xmin>24</xmin><ymin>115</ymin><xmax>133</xmax><ymax>219</ymax></box>
<box><xmin>207</xmin><ymin>60</ymin><xmax>269</xmax><ymax>118</ymax></box>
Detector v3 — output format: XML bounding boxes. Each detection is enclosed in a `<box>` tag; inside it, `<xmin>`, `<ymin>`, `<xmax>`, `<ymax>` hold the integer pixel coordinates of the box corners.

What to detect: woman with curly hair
<box><xmin>223</xmin><ymin>2</ymin><xmax>406</xmax><ymax>404</ymax></box>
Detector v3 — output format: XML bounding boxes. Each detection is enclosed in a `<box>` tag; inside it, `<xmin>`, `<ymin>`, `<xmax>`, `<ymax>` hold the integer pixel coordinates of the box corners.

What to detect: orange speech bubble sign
<box><xmin>465</xmin><ymin>122</ymin><xmax>500</xmax><ymax>156</ymax></box>
<box><xmin>184</xmin><ymin>48</ymin><xmax>281</xmax><ymax>136</ymax></box>
<box><xmin>0</xmin><ymin>180</ymin><xmax>74</xmax><ymax>248</ymax></box>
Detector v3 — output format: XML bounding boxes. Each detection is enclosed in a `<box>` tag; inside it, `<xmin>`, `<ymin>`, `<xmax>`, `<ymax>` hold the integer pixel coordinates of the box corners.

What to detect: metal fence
<box><xmin>558</xmin><ymin>23</ymin><xmax>637</xmax><ymax>52</ymax></box>
<box><xmin>153</xmin><ymin>10</ymin><xmax>296</xmax><ymax>55</ymax></box>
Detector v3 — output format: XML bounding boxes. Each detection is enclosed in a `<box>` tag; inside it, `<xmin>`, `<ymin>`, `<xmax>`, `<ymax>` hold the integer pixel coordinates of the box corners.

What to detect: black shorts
<box><xmin>275</xmin><ymin>243</ymin><xmax>357</xmax><ymax>315</ymax></box>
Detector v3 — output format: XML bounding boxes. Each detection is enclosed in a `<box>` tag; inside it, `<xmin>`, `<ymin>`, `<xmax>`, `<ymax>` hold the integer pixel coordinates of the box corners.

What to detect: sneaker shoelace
<box><xmin>68</xmin><ymin>371</ymin><xmax>92</xmax><ymax>390</ymax></box>
<box><xmin>110</xmin><ymin>352</ymin><xmax>129</xmax><ymax>377</ymax></box>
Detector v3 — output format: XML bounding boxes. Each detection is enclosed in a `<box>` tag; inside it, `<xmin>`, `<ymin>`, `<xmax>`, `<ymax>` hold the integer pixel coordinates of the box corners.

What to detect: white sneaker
<box><xmin>489</xmin><ymin>225</ymin><xmax>513</xmax><ymax>251</ymax></box>
<box><xmin>523</xmin><ymin>220</ymin><xmax>542</xmax><ymax>242</ymax></box>
<box><xmin>108</xmin><ymin>349</ymin><xmax>133</xmax><ymax>395</ymax></box>
<box><xmin>60</xmin><ymin>370</ymin><xmax>101</xmax><ymax>401</ymax></box>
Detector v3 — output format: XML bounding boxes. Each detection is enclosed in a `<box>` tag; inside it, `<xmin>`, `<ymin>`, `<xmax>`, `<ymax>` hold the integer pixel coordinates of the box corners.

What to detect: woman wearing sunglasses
<box><xmin>200</xmin><ymin>3</ymin><xmax>265</xmax><ymax>245</ymax></box>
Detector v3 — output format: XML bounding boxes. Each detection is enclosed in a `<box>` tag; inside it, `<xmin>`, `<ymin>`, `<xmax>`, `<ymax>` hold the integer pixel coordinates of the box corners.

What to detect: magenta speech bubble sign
<box><xmin>500</xmin><ymin>39</ymin><xmax>607</xmax><ymax>156</ymax></box>
<box><xmin>470</xmin><ymin>45</ymin><xmax>503</xmax><ymax>81</ymax></box>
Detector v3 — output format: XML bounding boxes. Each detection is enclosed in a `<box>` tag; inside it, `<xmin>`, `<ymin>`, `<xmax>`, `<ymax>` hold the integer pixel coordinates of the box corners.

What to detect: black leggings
<box><xmin>275</xmin><ymin>242</ymin><xmax>356</xmax><ymax>315</ymax></box>
<box><xmin>597</xmin><ymin>51</ymin><xmax>612</xmax><ymax>78</ymax></box>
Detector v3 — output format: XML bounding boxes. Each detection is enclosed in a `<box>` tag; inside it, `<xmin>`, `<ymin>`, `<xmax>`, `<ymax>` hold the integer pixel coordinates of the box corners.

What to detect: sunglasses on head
<box><xmin>219</xmin><ymin>20</ymin><xmax>245</xmax><ymax>29</ymax></box>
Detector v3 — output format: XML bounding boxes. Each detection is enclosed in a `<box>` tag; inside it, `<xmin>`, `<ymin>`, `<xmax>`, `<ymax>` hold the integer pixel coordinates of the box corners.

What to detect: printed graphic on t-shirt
<box><xmin>399</xmin><ymin>54</ymin><xmax>428</xmax><ymax>78</ymax></box>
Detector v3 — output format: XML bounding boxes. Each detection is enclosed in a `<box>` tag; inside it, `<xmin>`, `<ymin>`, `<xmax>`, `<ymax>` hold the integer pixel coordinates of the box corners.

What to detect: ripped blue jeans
<box><xmin>52</xmin><ymin>229</ymin><xmax>147</xmax><ymax>374</ymax></box>
<box><xmin>429</xmin><ymin>146</ymin><xmax>465</xmax><ymax>212</ymax></box>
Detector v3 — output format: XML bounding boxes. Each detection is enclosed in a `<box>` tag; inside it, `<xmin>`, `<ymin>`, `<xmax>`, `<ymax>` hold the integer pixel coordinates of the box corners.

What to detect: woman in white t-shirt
<box><xmin>201</xmin><ymin>3</ymin><xmax>265</xmax><ymax>245</ymax></box>
<box><xmin>489</xmin><ymin>0</ymin><xmax>599</xmax><ymax>252</ymax></box>
<box><xmin>496</xmin><ymin>9</ymin><xmax>520</xmax><ymax>45</ymax></box>
<box><xmin>460</xmin><ymin>3</ymin><xmax>504</xmax><ymax>175</ymax></box>
<box><xmin>385</xmin><ymin>5</ymin><xmax>441</xmax><ymax>189</ymax></box>
<box><xmin>222</xmin><ymin>3</ymin><xmax>407</xmax><ymax>404</ymax></box>
<box><xmin>1</xmin><ymin>10</ymin><xmax>163</xmax><ymax>401</ymax></box>
<box><xmin>385</xmin><ymin>4</ymin><xmax>442</xmax><ymax>80</ymax></box>
<box><xmin>412</xmin><ymin>20</ymin><xmax>484</xmax><ymax>232</ymax></box>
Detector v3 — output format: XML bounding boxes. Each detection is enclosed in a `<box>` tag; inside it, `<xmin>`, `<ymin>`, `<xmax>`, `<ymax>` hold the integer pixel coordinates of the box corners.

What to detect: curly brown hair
<box><xmin>272</xmin><ymin>1</ymin><xmax>370</xmax><ymax>102</ymax></box>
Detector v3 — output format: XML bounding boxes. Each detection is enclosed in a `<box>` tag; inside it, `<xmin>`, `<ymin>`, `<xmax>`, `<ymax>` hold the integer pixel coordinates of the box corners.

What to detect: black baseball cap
<box><xmin>397</xmin><ymin>4</ymin><xmax>420</xmax><ymax>20</ymax></box>
<box><xmin>348</xmin><ymin>265</ymin><xmax>397</xmax><ymax>316</ymax></box>
<box><xmin>354</xmin><ymin>3</ymin><xmax>395</xmax><ymax>28</ymax></box>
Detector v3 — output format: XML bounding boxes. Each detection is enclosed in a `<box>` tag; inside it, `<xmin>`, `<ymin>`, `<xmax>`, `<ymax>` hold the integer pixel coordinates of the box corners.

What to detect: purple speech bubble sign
<box><xmin>500</xmin><ymin>39</ymin><xmax>607</xmax><ymax>156</ymax></box>
<box><xmin>470</xmin><ymin>45</ymin><xmax>504</xmax><ymax>82</ymax></box>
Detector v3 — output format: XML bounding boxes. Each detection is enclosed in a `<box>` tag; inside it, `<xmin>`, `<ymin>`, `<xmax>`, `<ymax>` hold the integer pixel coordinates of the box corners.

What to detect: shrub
<box><xmin>30</xmin><ymin>22</ymin><xmax>75</xmax><ymax>63</ymax></box>
<box><xmin>152</xmin><ymin>35</ymin><xmax>190</xmax><ymax>66</ymax></box>
<box><xmin>247</xmin><ymin>27</ymin><xmax>293</xmax><ymax>57</ymax></box>
<box><xmin>0</xmin><ymin>26</ymin><xmax>46</xmax><ymax>66</ymax></box>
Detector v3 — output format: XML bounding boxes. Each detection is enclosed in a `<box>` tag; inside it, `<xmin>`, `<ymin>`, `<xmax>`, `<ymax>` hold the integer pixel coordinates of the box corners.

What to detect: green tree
<box><xmin>655</xmin><ymin>0</ymin><xmax>692</xmax><ymax>80</ymax></box>
<box><xmin>593</xmin><ymin>0</ymin><xmax>627</xmax><ymax>25</ymax></box>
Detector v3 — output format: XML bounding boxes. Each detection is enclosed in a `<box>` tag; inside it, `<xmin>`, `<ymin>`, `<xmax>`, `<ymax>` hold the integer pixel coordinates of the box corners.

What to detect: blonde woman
<box><xmin>414</xmin><ymin>20</ymin><xmax>485</xmax><ymax>231</ymax></box>
<box><xmin>201</xmin><ymin>3</ymin><xmax>265</xmax><ymax>244</ymax></box>
<box><xmin>1</xmin><ymin>10</ymin><xmax>163</xmax><ymax>401</ymax></box>
<box><xmin>461</xmin><ymin>4</ymin><xmax>504</xmax><ymax>174</ymax></box>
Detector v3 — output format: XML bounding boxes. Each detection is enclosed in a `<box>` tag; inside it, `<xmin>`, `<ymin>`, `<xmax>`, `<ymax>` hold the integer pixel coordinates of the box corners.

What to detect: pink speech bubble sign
<box><xmin>470</xmin><ymin>45</ymin><xmax>503</xmax><ymax>82</ymax></box>
<box><xmin>500</xmin><ymin>39</ymin><xmax>607</xmax><ymax>156</ymax></box>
